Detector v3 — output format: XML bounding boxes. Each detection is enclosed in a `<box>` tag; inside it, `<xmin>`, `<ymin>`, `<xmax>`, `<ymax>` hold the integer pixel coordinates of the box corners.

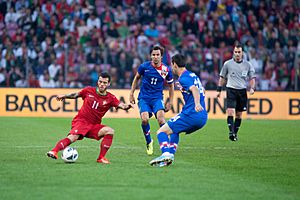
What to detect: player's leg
<box><xmin>140</xmin><ymin>111</ymin><xmax>154</xmax><ymax>155</ymax></box>
<box><xmin>150</xmin><ymin>113</ymin><xmax>208</xmax><ymax>167</ymax></box>
<box><xmin>140</xmin><ymin>112</ymin><xmax>151</xmax><ymax>143</ymax></box>
<box><xmin>153</xmin><ymin>99</ymin><xmax>166</xmax><ymax>127</ymax></box>
<box><xmin>157</xmin><ymin>106</ymin><xmax>179</xmax><ymax>156</ymax></box>
<box><xmin>150</xmin><ymin>113</ymin><xmax>192</xmax><ymax>167</ymax></box>
<box><xmin>156</xmin><ymin>108</ymin><xmax>179</xmax><ymax>156</ymax></box>
<box><xmin>169</xmin><ymin>133</ymin><xmax>179</xmax><ymax>155</ymax></box>
<box><xmin>47</xmin><ymin>126</ymin><xmax>82</xmax><ymax>159</ymax></box>
<box><xmin>149</xmin><ymin>100</ymin><xmax>167</xmax><ymax>156</ymax></box>
<box><xmin>149</xmin><ymin>123</ymin><xmax>174</xmax><ymax>167</ymax></box>
<box><xmin>157</xmin><ymin>123</ymin><xmax>173</xmax><ymax>154</ymax></box>
<box><xmin>96</xmin><ymin>126</ymin><xmax>115</xmax><ymax>164</ymax></box>
<box><xmin>226</xmin><ymin>88</ymin><xmax>237</xmax><ymax>141</ymax></box>
<box><xmin>138</xmin><ymin>99</ymin><xmax>154</xmax><ymax>154</ymax></box>
<box><xmin>156</xmin><ymin>110</ymin><xmax>166</xmax><ymax>126</ymax></box>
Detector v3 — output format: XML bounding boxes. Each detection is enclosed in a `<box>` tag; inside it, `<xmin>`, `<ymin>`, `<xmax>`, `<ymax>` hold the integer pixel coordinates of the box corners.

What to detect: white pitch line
<box><xmin>7</xmin><ymin>145</ymin><xmax>300</xmax><ymax>151</ymax></box>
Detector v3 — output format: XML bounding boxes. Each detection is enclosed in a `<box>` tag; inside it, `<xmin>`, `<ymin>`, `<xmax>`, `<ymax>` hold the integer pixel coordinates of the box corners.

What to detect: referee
<box><xmin>217</xmin><ymin>43</ymin><xmax>256</xmax><ymax>141</ymax></box>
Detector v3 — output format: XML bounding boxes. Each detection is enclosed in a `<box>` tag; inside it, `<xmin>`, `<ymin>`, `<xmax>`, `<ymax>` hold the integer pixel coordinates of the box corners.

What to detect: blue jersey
<box><xmin>138</xmin><ymin>61</ymin><xmax>173</xmax><ymax>100</ymax></box>
<box><xmin>167</xmin><ymin>70</ymin><xmax>207</xmax><ymax>134</ymax></box>
<box><xmin>178</xmin><ymin>70</ymin><xmax>207</xmax><ymax>116</ymax></box>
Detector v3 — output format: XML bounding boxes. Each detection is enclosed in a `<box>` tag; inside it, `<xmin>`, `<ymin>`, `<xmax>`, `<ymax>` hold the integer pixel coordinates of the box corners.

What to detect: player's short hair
<box><xmin>99</xmin><ymin>72</ymin><xmax>111</xmax><ymax>82</ymax></box>
<box><xmin>171</xmin><ymin>54</ymin><xmax>186</xmax><ymax>68</ymax></box>
<box><xmin>150</xmin><ymin>45</ymin><xmax>164</xmax><ymax>56</ymax></box>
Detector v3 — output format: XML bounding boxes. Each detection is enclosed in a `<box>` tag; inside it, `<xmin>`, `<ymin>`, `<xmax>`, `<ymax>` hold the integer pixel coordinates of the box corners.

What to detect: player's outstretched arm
<box><xmin>118</xmin><ymin>102</ymin><xmax>134</xmax><ymax>111</ymax></box>
<box><xmin>129</xmin><ymin>73</ymin><xmax>141</xmax><ymax>104</ymax></box>
<box><xmin>56</xmin><ymin>92</ymin><xmax>80</xmax><ymax>101</ymax></box>
<box><xmin>190</xmin><ymin>85</ymin><xmax>203</xmax><ymax>112</ymax></box>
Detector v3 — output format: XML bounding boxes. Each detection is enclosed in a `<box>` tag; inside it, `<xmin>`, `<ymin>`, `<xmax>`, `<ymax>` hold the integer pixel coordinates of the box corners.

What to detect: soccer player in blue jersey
<box><xmin>149</xmin><ymin>53</ymin><xmax>208</xmax><ymax>167</ymax></box>
<box><xmin>129</xmin><ymin>46</ymin><xmax>174</xmax><ymax>155</ymax></box>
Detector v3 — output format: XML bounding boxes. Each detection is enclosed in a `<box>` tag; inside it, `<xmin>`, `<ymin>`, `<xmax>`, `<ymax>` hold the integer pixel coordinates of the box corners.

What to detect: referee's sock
<box><xmin>234</xmin><ymin>118</ymin><xmax>242</xmax><ymax>134</ymax></box>
<box><xmin>227</xmin><ymin>116</ymin><xmax>234</xmax><ymax>133</ymax></box>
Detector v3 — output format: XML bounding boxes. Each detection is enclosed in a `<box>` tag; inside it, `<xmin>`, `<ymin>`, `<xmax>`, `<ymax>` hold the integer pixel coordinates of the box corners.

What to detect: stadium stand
<box><xmin>0</xmin><ymin>0</ymin><xmax>299</xmax><ymax>90</ymax></box>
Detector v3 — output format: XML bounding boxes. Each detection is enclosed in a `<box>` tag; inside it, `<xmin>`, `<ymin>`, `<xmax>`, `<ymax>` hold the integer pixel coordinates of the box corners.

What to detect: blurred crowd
<box><xmin>0</xmin><ymin>0</ymin><xmax>299</xmax><ymax>90</ymax></box>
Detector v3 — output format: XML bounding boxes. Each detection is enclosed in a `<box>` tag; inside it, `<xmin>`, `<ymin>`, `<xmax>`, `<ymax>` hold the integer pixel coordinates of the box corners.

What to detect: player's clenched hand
<box><xmin>195</xmin><ymin>103</ymin><xmax>203</xmax><ymax>112</ymax></box>
<box><xmin>129</xmin><ymin>93</ymin><xmax>135</xmax><ymax>104</ymax></box>
<box><xmin>249</xmin><ymin>88</ymin><xmax>255</xmax><ymax>95</ymax></box>
<box><xmin>56</xmin><ymin>95</ymin><xmax>66</xmax><ymax>101</ymax></box>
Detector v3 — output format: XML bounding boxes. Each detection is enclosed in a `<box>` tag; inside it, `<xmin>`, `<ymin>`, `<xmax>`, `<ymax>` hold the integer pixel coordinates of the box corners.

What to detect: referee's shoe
<box><xmin>229</xmin><ymin>132</ymin><xmax>238</xmax><ymax>141</ymax></box>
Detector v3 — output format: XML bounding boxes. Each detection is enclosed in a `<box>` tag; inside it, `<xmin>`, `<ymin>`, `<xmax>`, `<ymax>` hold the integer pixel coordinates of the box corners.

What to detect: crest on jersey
<box><xmin>157</xmin><ymin>65</ymin><xmax>168</xmax><ymax>79</ymax></box>
<box><xmin>161</xmin><ymin>69</ymin><xmax>167</xmax><ymax>77</ymax></box>
<box><xmin>103</xmin><ymin>100</ymin><xmax>107</xmax><ymax>105</ymax></box>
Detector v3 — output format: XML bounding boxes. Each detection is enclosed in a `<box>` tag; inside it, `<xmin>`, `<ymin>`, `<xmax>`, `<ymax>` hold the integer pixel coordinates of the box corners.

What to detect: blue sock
<box><xmin>169</xmin><ymin>133</ymin><xmax>179</xmax><ymax>154</ymax></box>
<box><xmin>157</xmin><ymin>132</ymin><xmax>170</xmax><ymax>154</ymax></box>
<box><xmin>142</xmin><ymin>123</ymin><xmax>151</xmax><ymax>144</ymax></box>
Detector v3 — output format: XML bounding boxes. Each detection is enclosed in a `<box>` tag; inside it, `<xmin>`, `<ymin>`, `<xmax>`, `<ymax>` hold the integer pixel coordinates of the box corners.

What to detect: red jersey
<box><xmin>73</xmin><ymin>87</ymin><xmax>120</xmax><ymax>124</ymax></box>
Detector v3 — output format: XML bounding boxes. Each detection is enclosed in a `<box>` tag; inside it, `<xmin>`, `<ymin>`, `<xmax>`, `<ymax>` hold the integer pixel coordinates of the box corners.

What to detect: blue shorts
<box><xmin>167</xmin><ymin>112</ymin><xmax>207</xmax><ymax>134</ymax></box>
<box><xmin>138</xmin><ymin>98</ymin><xmax>165</xmax><ymax>118</ymax></box>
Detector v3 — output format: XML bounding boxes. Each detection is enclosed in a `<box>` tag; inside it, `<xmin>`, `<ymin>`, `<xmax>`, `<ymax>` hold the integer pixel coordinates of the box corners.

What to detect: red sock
<box><xmin>52</xmin><ymin>138</ymin><xmax>71</xmax><ymax>152</ymax></box>
<box><xmin>97</xmin><ymin>134</ymin><xmax>113</xmax><ymax>159</ymax></box>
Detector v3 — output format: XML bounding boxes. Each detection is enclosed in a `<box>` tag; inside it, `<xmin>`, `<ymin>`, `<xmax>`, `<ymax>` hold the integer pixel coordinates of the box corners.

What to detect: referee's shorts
<box><xmin>226</xmin><ymin>87</ymin><xmax>248</xmax><ymax>112</ymax></box>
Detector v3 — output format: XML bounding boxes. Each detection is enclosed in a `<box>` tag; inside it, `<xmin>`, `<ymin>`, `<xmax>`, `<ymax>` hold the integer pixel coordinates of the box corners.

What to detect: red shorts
<box><xmin>69</xmin><ymin>119</ymin><xmax>106</xmax><ymax>141</ymax></box>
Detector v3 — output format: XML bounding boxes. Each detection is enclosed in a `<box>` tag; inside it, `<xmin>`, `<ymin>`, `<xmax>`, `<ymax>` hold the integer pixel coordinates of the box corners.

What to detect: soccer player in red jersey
<box><xmin>46</xmin><ymin>72</ymin><xmax>133</xmax><ymax>164</ymax></box>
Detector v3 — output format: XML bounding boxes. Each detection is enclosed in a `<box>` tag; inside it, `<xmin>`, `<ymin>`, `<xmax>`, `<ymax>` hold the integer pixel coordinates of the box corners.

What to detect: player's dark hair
<box><xmin>99</xmin><ymin>72</ymin><xmax>111</xmax><ymax>82</ymax></box>
<box><xmin>171</xmin><ymin>54</ymin><xmax>186</xmax><ymax>68</ymax></box>
<box><xmin>234</xmin><ymin>42</ymin><xmax>243</xmax><ymax>50</ymax></box>
<box><xmin>150</xmin><ymin>45</ymin><xmax>164</xmax><ymax>56</ymax></box>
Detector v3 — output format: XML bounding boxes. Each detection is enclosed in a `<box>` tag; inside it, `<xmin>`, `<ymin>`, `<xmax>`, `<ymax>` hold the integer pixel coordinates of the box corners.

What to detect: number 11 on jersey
<box><xmin>151</xmin><ymin>77</ymin><xmax>157</xmax><ymax>85</ymax></box>
<box><xmin>92</xmin><ymin>101</ymin><xmax>99</xmax><ymax>109</ymax></box>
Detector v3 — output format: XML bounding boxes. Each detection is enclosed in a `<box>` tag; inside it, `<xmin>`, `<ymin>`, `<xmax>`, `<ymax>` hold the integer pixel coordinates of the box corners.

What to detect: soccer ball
<box><xmin>61</xmin><ymin>146</ymin><xmax>78</xmax><ymax>163</ymax></box>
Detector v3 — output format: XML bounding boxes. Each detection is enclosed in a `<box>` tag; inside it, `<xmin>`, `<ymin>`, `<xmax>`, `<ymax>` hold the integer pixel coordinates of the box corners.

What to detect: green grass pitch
<box><xmin>0</xmin><ymin>117</ymin><xmax>299</xmax><ymax>200</ymax></box>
